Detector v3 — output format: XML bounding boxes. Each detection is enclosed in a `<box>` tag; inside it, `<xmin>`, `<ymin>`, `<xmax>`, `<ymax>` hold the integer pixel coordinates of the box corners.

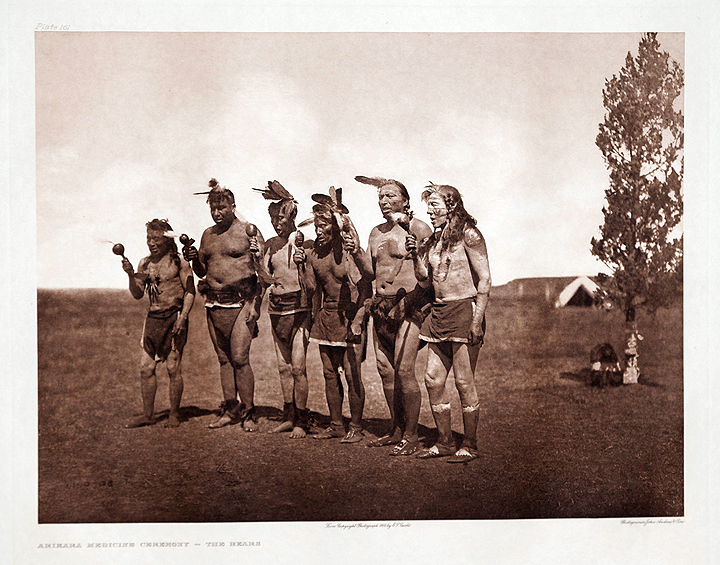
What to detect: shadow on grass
<box><xmin>560</xmin><ymin>369</ymin><xmax>593</xmax><ymax>385</ymax></box>
<box><xmin>351</xmin><ymin>418</ymin><xmax>468</xmax><ymax>450</ymax></box>
<box><xmin>560</xmin><ymin>369</ymin><xmax>665</xmax><ymax>389</ymax></box>
<box><xmin>150</xmin><ymin>405</ymin><xmax>216</xmax><ymax>424</ymax></box>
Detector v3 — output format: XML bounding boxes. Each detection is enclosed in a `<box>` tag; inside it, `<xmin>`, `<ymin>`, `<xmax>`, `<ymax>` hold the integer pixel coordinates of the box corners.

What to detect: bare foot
<box><xmin>164</xmin><ymin>412</ymin><xmax>181</xmax><ymax>428</ymax></box>
<box><xmin>243</xmin><ymin>418</ymin><xmax>258</xmax><ymax>432</ymax></box>
<box><xmin>289</xmin><ymin>426</ymin><xmax>307</xmax><ymax>439</ymax></box>
<box><xmin>269</xmin><ymin>420</ymin><xmax>293</xmax><ymax>434</ymax></box>
<box><xmin>124</xmin><ymin>415</ymin><xmax>156</xmax><ymax>429</ymax></box>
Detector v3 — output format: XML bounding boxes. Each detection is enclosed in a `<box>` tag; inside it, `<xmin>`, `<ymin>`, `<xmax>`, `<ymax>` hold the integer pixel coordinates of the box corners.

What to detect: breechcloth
<box><xmin>310</xmin><ymin>300</ymin><xmax>351</xmax><ymax>347</ymax></box>
<box><xmin>267</xmin><ymin>289</ymin><xmax>309</xmax><ymax>316</ymax></box>
<box><xmin>269</xmin><ymin>290</ymin><xmax>311</xmax><ymax>345</ymax></box>
<box><xmin>370</xmin><ymin>285</ymin><xmax>433</xmax><ymax>352</ymax></box>
<box><xmin>271</xmin><ymin>311</ymin><xmax>310</xmax><ymax>345</ymax></box>
<box><xmin>202</xmin><ymin>275</ymin><xmax>260</xmax><ymax>352</ymax></box>
<box><xmin>207</xmin><ymin>307</ymin><xmax>243</xmax><ymax>344</ymax></box>
<box><xmin>141</xmin><ymin>307</ymin><xmax>185</xmax><ymax>361</ymax></box>
<box><xmin>420</xmin><ymin>297</ymin><xmax>479</xmax><ymax>344</ymax></box>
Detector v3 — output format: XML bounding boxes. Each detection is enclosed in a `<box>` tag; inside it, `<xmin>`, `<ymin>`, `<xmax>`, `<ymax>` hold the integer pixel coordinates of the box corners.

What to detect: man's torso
<box><xmin>138</xmin><ymin>253</ymin><xmax>185</xmax><ymax>312</ymax></box>
<box><xmin>370</xmin><ymin>218</ymin><xmax>431</xmax><ymax>297</ymax></box>
<box><xmin>200</xmin><ymin>220</ymin><xmax>256</xmax><ymax>290</ymax></box>
<box><xmin>308</xmin><ymin>244</ymin><xmax>353</xmax><ymax>308</ymax></box>
<box><xmin>427</xmin><ymin>238</ymin><xmax>476</xmax><ymax>302</ymax></box>
<box><xmin>266</xmin><ymin>234</ymin><xmax>302</xmax><ymax>296</ymax></box>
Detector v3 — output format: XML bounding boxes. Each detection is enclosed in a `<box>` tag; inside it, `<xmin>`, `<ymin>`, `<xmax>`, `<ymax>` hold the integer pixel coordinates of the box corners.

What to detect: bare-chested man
<box><xmin>121</xmin><ymin>219</ymin><xmax>195</xmax><ymax>429</ymax></box>
<box><xmin>356</xmin><ymin>175</ymin><xmax>433</xmax><ymax>456</ymax></box>
<box><xmin>255</xmin><ymin>180</ymin><xmax>314</xmax><ymax>438</ymax></box>
<box><xmin>184</xmin><ymin>178</ymin><xmax>266</xmax><ymax>431</ymax></box>
<box><xmin>294</xmin><ymin>188</ymin><xmax>373</xmax><ymax>443</ymax></box>
<box><xmin>406</xmin><ymin>183</ymin><xmax>491</xmax><ymax>463</ymax></box>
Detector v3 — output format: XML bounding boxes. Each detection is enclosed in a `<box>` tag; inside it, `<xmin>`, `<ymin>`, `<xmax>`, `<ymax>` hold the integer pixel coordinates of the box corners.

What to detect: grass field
<box><xmin>37</xmin><ymin>288</ymin><xmax>683</xmax><ymax>522</ymax></box>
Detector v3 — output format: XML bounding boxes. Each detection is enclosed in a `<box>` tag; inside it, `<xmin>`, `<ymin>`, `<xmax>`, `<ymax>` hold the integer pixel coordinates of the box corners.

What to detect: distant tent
<box><xmin>555</xmin><ymin>276</ymin><xmax>599</xmax><ymax>308</ymax></box>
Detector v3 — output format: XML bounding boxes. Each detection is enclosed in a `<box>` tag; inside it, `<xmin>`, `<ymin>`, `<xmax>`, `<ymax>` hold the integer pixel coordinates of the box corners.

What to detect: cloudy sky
<box><xmin>35</xmin><ymin>32</ymin><xmax>684</xmax><ymax>288</ymax></box>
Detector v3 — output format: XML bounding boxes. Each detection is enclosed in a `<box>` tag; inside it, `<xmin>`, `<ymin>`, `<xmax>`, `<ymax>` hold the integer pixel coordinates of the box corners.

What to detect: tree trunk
<box><xmin>622</xmin><ymin>321</ymin><xmax>643</xmax><ymax>384</ymax></box>
<box><xmin>625</xmin><ymin>304</ymin><xmax>636</xmax><ymax>323</ymax></box>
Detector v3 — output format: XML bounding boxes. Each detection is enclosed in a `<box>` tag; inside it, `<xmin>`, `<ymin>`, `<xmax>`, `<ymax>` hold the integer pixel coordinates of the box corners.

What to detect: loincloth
<box><xmin>419</xmin><ymin>297</ymin><xmax>481</xmax><ymax>344</ymax></box>
<box><xmin>141</xmin><ymin>307</ymin><xmax>186</xmax><ymax>361</ymax></box>
<box><xmin>271</xmin><ymin>310</ymin><xmax>311</xmax><ymax>345</ymax></box>
<box><xmin>369</xmin><ymin>286</ymin><xmax>432</xmax><ymax>351</ymax></box>
<box><xmin>310</xmin><ymin>302</ymin><xmax>351</xmax><ymax>347</ymax></box>
<box><xmin>268</xmin><ymin>289</ymin><xmax>310</xmax><ymax>316</ymax></box>
<box><xmin>204</xmin><ymin>276</ymin><xmax>260</xmax><ymax>343</ymax></box>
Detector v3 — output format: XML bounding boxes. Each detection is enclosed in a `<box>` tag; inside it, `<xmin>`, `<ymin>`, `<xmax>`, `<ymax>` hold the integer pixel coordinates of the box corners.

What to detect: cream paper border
<box><xmin>3</xmin><ymin>2</ymin><xmax>717</xmax><ymax>564</ymax></box>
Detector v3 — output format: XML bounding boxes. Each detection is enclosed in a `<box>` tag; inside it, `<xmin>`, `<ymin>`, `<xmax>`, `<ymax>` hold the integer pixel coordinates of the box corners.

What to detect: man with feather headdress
<box><xmin>356</xmin><ymin>175</ymin><xmax>433</xmax><ymax>456</ymax></box>
<box><xmin>183</xmin><ymin>179</ymin><xmax>266</xmax><ymax>431</ymax></box>
<box><xmin>293</xmin><ymin>186</ymin><xmax>373</xmax><ymax>443</ymax></box>
<box><xmin>254</xmin><ymin>180</ymin><xmax>314</xmax><ymax>438</ymax></box>
<box><xmin>121</xmin><ymin>219</ymin><xmax>196</xmax><ymax>428</ymax></box>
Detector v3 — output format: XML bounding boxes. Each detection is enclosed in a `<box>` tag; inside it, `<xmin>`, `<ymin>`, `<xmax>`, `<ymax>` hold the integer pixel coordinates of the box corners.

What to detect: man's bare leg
<box><xmin>389</xmin><ymin>319</ymin><xmax>422</xmax><ymax>455</ymax></box>
<box><xmin>315</xmin><ymin>345</ymin><xmax>345</xmax><ymax>439</ymax></box>
<box><xmin>289</xmin><ymin>326</ymin><xmax>310</xmax><ymax>438</ymax></box>
<box><xmin>125</xmin><ymin>351</ymin><xmax>157</xmax><ymax>428</ymax></box>
<box><xmin>368</xmin><ymin>332</ymin><xmax>402</xmax><ymax>447</ymax></box>
<box><xmin>270</xmin><ymin>330</ymin><xmax>295</xmax><ymax>433</ymax></box>
<box><xmin>231</xmin><ymin>302</ymin><xmax>258</xmax><ymax>432</ymax></box>
<box><xmin>416</xmin><ymin>342</ymin><xmax>455</xmax><ymax>458</ymax></box>
<box><xmin>448</xmin><ymin>343</ymin><xmax>480</xmax><ymax>461</ymax></box>
<box><xmin>165</xmin><ymin>348</ymin><xmax>184</xmax><ymax>428</ymax></box>
<box><xmin>341</xmin><ymin>341</ymin><xmax>365</xmax><ymax>443</ymax></box>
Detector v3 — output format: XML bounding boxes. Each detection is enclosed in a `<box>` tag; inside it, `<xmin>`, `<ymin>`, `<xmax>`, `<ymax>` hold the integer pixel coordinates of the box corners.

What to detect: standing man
<box><xmin>356</xmin><ymin>175</ymin><xmax>433</xmax><ymax>456</ymax></box>
<box><xmin>184</xmin><ymin>178</ymin><xmax>266</xmax><ymax>431</ymax></box>
<box><xmin>406</xmin><ymin>183</ymin><xmax>491</xmax><ymax>463</ymax></box>
<box><xmin>121</xmin><ymin>219</ymin><xmax>195</xmax><ymax>429</ymax></box>
<box><xmin>255</xmin><ymin>180</ymin><xmax>314</xmax><ymax>438</ymax></box>
<box><xmin>294</xmin><ymin>187</ymin><xmax>373</xmax><ymax>443</ymax></box>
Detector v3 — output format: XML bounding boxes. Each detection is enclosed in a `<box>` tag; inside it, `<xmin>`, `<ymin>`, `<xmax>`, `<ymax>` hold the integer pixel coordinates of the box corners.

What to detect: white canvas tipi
<box><xmin>554</xmin><ymin>276</ymin><xmax>599</xmax><ymax>308</ymax></box>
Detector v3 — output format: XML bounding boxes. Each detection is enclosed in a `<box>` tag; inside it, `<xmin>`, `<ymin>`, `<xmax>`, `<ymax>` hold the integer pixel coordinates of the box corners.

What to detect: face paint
<box><xmin>426</xmin><ymin>193</ymin><xmax>448</xmax><ymax>230</ymax></box>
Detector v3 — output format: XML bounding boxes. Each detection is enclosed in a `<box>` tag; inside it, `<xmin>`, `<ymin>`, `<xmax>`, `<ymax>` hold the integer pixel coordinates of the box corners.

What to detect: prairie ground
<box><xmin>37</xmin><ymin>288</ymin><xmax>683</xmax><ymax>522</ymax></box>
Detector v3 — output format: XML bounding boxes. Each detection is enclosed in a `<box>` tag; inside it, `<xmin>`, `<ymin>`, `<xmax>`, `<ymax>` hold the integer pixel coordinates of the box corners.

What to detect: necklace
<box><xmin>433</xmin><ymin>255</ymin><xmax>451</xmax><ymax>282</ymax></box>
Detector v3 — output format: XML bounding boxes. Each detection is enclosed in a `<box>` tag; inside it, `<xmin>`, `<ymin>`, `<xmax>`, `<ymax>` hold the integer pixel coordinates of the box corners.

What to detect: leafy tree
<box><xmin>593</xmin><ymin>32</ymin><xmax>683</xmax><ymax>325</ymax></box>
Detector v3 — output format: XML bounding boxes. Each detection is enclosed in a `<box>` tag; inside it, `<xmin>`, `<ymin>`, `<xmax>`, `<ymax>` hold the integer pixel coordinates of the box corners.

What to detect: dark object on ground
<box><xmin>589</xmin><ymin>343</ymin><xmax>623</xmax><ymax>388</ymax></box>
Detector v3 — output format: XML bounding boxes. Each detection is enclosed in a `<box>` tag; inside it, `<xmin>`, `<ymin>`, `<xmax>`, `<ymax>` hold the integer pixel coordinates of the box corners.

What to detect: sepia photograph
<box><xmin>35</xmin><ymin>29</ymin><xmax>686</xmax><ymax>523</ymax></box>
<box><xmin>4</xmin><ymin>1</ymin><xmax>717</xmax><ymax>564</ymax></box>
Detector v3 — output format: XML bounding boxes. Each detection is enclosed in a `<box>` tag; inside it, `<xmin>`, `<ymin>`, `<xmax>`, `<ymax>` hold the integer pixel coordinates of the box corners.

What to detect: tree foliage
<box><xmin>592</xmin><ymin>33</ymin><xmax>683</xmax><ymax>321</ymax></box>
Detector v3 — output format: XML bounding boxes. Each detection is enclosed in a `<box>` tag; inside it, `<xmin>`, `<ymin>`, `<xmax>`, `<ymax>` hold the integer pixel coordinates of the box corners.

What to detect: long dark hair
<box><xmin>421</xmin><ymin>184</ymin><xmax>476</xmax><ymax>252</ymax></box>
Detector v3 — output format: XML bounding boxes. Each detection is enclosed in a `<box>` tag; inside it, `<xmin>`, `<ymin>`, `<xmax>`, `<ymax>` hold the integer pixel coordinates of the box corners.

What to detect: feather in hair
<box><xmin>268</xmin><ymin>180</ymin><xmax>295</xmax><ymax>201</ymax></box>
<box><xmin>194</xmin><ymin>177</ymin><xmax>221</xmax><ymax>195</ymax></box>
<box><xmin>354</xmin><ymin>175</ymin><xmax>389</xmax><ymax>188</ymax></box>
<box><xmin>311</xmin><ymin>186</ymin><xmax>349</xmax><ymax>214</ymax></box>
<box><xmin>252</xmin><ymin>180</ymin><xmax>296</xmax><ymax>202</ymax></box>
